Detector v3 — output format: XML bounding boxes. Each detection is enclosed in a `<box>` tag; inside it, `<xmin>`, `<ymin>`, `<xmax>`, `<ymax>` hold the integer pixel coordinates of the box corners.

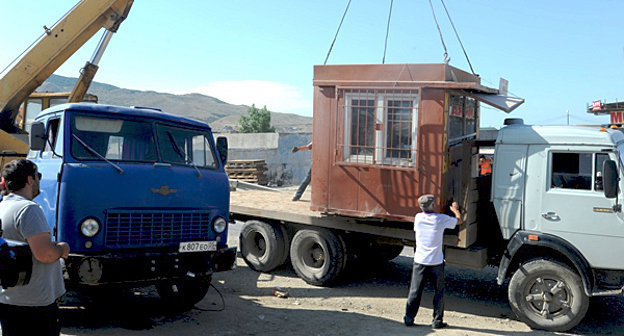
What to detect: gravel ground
<box><xmin>57</xmin><ymin>220</ymin><xmax>624</xmax><ymax>336</ymax></box>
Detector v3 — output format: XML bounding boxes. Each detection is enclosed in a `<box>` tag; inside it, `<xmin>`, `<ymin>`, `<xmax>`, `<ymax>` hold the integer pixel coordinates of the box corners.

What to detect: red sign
<box><xmin>611</xmin><ymin>112</ymin><xmax>624</xmax><ymax>124</ymax></box>
<box><xmin>592</xmin><ymin>100</ymin><xmax>603</xmax><ymax>111</ymax></box>
<box><xmin>450</xmin><ymin>105</ymin><xmax>463</xmax><ymax>117</ymax></box>
<box><xmin>465</xmin><ymin>107</ymin><xmax>475</xmax><ymax>119</ymax></box>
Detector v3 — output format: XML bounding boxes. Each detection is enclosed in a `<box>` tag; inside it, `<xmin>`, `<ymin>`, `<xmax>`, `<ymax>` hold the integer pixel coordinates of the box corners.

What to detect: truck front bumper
<box><xmin>65</xmin><ymin>246</ymin><xmax>236</xmax><ymax>287</ymax></box>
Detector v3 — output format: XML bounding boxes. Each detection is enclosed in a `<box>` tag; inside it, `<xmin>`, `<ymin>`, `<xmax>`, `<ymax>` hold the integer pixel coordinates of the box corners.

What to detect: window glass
<box><xmin>156</xmin><ymin>124</ymin><xmax>217</xmax><ymax>168</ymax></box>
<box><xmin>71</xmin><ymin>115</ymin><xmax>157</xmax><ymax>162</ymax></box>
<box><xmin>341</xmin><ymin>89</ymin><xmax>418</xmax><ymax>167</ymax></box>
<box><xmin>350</xmin><ymin>99</ymin><xmax>375</xmax><ymax>156</ymax></box>
<box><xmin>43</xmin><ymin>118</ymin><xmax>62</xmax><ymax>158</ymax></box>
<box><xmin>49</xmin><ymin>98</ymin><xmax>67</xmax><ymax>107</ymax></box>
<box><xmin>23</xmin><ymin>98</ymin><xmax>42</xmax><ymax>133</ymax></box>
<box><xmin>551</xmin><ymin>153</ymin><xmax>592</xmax><ymax>190</ymax></box>
<box><xmin>449</xmin><ymin>95</ymin><xmax>464</xmax><ymax>141</ymax></box>
<box><xmin>448</xmin><ymin>94</ymin><xmax>479</xmax><ymax>143</ymax></box>
<box><xmin>386</xmin><ymin>99</ymin><xmax>413</xmax><ymax>159</ymax></box>
<box><xmin>465</xmin><ymin>97</ymin><xmax>477</xmax><ymax>135</ymax></box>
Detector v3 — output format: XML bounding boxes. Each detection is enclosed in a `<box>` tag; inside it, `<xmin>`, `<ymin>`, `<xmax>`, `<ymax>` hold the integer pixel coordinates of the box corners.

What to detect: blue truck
<box><xmin>26</xmin><ymin>102</ymin><xmax>235</xmax><ymax>309</ymax></box>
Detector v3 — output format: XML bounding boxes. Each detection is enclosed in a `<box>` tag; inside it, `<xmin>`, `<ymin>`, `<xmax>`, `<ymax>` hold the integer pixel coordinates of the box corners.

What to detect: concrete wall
<box><xmin>214</xmin><ymin>132</ymin><xmax>312</xmax><ymax>186</ymax></box>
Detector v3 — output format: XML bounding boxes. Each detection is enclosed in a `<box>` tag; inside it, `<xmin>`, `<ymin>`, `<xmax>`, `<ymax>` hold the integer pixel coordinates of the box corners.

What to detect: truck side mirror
<box><xmin>216</xmin><ymin>136</ymin><xmax>228</xmax><ymax>165</ymax></box>
<box><xmin>29</xmin><ymin>122</ymin><xmax>46</xmax><ymax>151</ymax></box>
<box><xmin>603</xmin><ymin>160</ymin><xmax>618</xmax><ymax>199</ymax></box>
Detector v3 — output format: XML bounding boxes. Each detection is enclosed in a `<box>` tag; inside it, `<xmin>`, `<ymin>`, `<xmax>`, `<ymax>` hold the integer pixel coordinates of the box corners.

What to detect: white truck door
<box><xmin>492</xmin><ymin>144</ymin><xmax>527</xmax><ymax>238</ymax></box>
<box><xmin>540</xmin><ymin>151</ymin><xmax>624</xmax><ymax>269</ymax></box>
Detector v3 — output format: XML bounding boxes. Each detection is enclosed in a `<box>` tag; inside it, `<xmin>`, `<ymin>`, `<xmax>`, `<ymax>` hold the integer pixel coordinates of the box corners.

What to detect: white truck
<box><xmin>231</xmin><ymin>119</ymin><xmax>624</xmax><ymax>332</ymax></box>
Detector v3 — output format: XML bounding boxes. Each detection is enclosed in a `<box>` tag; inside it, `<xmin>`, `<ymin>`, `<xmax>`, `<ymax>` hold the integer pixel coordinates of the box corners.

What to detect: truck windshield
<box><xmin>156</xmin><ymin>124</ymin><xmax>218</xmax><ymax>169</ymax></box>
<box><xmin>70</xmin><ymin>115</ymin><xmax>158</xmax><ymax>162</ymax></box>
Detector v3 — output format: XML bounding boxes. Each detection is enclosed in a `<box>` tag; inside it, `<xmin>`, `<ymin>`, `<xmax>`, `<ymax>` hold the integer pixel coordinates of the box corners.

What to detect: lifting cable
<box><xmin>428</xmin><ymin>0</ymin><xmax>450</xmax><ymax>64</ymax></box>
<box><xmin>439</xmin><ymin>0</ymin><xmax>476</xmax><ymax>75</ymax></box>
<box><xmin>324</xmin><ymin>0</ymin><xmax>352</xmax><ymax>65</ymax></box>
<box><xmin>382</xmin><ymin>0</ymin><xmax>394</xmax><ymax>64</ymax></box>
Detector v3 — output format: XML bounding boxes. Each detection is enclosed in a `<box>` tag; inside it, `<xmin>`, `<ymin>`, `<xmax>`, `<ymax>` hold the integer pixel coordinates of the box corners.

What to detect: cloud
<box><xmin>193</xmin><ymin>80</ymin><xmax>312</xmax><ymax>116</ymax></box>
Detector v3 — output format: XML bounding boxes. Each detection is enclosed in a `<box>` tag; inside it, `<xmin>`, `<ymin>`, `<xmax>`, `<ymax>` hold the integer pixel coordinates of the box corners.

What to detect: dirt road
<box><xmin>59</xmin><ymin>222</ymin><xmax>624</xmax><ymax>336</ymax></box>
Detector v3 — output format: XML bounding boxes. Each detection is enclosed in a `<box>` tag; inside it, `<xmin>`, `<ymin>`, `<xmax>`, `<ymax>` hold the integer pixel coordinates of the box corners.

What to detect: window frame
<box><xmin>341</xmin><ymin>89</ymin><xmax>419</xmax><ymax>167</ymax></box>
<box><xmin>549</xmin><ymin>151</ymin><xmax>611</xmax><ymax>192</ymax></box>
<box><xmin>155</xmin><ymin>123</ymin><xmax>219</xmax><ymax>170</ymax></box>
<box><xmin>69</xmin><ymin>113</ymin><xmax>158</xmax><ymax>163</ymax></box>
<box><xmin>42</xmin><ymin>116</ymin><xmax>63</xmax><ymax>159</ymax></box>
<box><xmin>448</xmin><ymin>93</ymin><xmax>478</xmax><ymax>144</ymax></box>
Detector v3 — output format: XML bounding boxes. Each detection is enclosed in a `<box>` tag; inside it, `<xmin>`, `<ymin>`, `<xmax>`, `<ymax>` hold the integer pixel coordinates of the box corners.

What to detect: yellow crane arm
<box><xmin>0</xmin><ymin>0</ymin><xmax>133</xmax><ymax>132</ymax></box>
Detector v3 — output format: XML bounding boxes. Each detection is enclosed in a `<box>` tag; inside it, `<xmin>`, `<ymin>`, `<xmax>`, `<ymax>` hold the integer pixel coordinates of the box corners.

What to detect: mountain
<box><xmin>40</xmin><ymin>74</ymin><xmax>312</xmax><ymax>133</ymax></box>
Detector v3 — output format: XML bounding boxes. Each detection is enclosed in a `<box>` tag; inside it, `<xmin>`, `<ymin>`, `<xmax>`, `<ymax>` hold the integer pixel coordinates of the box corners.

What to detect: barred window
<box><xmin>448</xmin><ymin>94</ymin><xmax>478</xmax><ymax>144</ymax></box>
<box><xmin>339</xmin><ymin>89</ymin><xmax>418</xmax><ymax>167</ymax></box>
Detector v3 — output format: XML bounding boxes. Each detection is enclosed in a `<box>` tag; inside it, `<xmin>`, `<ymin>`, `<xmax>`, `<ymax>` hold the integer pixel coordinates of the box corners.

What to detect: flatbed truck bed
<box><xmin>230</xmin><ymin>188</ymin><xmax>487</xmax><ymax>269</ymax></box>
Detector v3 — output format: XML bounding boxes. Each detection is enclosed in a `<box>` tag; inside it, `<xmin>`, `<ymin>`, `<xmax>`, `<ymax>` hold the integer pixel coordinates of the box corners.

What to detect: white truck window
<box><xmin>551</xmin><ymin>152</ymin><xmax>593</xmax><ymax>190</ymax></box>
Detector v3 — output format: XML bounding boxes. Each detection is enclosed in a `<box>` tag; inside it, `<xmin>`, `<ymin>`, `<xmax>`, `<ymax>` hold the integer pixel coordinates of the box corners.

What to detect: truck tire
<box><xmin>239</xmin><ymin>220</ymin><xmax>288</xmax><ymax>272</ymax></box>
<box><xmin>508</xmin><ymin>259</ymin><xmax>589</xmax><ymax>332</ymax></box>
<box><xmin>157</xmin><ymin>276</ymin><xmax>211</xmax><ymax>312</ymax></box>
<box><xmin>377</xmin><ymin>243</ymin><xmax>404</xmax><ymax>261</ymax></box>
<box><xmin>290</xmin><ymin>228</ymin><xmax>347</xmax><ymax>286</ymax></box>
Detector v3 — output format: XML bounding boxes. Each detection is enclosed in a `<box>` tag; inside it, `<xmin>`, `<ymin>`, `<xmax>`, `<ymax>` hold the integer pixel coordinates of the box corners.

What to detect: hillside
<box><xmin>40</xmin><ymin>74</ymin><xmax>312</xmax><ymax>133</ymax></box>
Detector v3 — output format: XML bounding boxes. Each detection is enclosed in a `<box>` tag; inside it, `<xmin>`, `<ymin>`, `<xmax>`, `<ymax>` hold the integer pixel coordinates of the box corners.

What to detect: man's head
<box><xmin>1</xmin><ymin>159</ymin><xmax>41</xmax><ymax>199</ymax></box>
<box><xmin>418</xmin><ymin>194</ymin><xmax>435</xmax><ymax>212</ymax></box>
<box><xmin>479</xmin><ymin>155</ymin><xmax>486</xmax><ymax>163</ymax></box>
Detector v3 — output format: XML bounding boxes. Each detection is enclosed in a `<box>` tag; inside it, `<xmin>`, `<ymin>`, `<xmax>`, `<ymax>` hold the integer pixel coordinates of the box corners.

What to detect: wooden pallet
<box><xmin>226</xmin><ymin>160</ymin><xmax>268</xmax><ymax>185</ymax></box>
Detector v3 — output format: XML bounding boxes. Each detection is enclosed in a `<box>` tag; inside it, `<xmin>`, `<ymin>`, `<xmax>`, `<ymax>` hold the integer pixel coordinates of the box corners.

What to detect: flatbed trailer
<box><xmin>230</xmin><ymin>188</ymin><xmax>489</xmax><ymax>273</ymax></box>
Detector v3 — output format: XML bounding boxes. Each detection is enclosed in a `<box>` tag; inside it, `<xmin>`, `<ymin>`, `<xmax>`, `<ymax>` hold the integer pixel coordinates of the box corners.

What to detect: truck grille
<box><xmin>105</xmin><ymin>210</ymin><xmax>212</xmax><ymax>248</ymax></box>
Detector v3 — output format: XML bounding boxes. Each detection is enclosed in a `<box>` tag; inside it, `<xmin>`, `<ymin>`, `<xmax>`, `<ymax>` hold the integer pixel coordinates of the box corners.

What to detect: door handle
<box><xmin>541</xmin><ymin>212</ymin><xmax>560</xmax><ymax>220</ymax></box>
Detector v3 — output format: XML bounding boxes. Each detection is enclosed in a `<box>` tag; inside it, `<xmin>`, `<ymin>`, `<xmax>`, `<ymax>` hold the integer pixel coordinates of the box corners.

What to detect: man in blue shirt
<box><xmin>404</xmin><ymin>194</ymin><xmax>462</xmax><ymax>329</ymax></box>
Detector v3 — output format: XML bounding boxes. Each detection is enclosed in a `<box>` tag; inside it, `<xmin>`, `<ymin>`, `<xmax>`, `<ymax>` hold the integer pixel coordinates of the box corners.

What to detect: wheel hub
<box><xmin>525</xmin><ymin>277</ymin><xmax>571</xmax><ymax>318</ymax></box>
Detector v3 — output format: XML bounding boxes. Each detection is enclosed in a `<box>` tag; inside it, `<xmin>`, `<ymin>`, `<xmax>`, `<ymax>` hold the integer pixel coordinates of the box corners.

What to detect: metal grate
<box><xmin>338</xmin><ymin>88</ymin><xmax>419</xmax><ymax>167</ymax></box>
<box><xmin>105</xmin><ymin>210</ymin><xmax>212</xmax><ymax>248</ymax></box>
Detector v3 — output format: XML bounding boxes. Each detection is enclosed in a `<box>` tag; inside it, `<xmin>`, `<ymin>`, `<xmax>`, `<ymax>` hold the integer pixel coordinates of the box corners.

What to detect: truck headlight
<box><xmin>80</xmin><ymin>218</ymin><xmax>100</xmax><ymax>237</ymax></box>
<box><xmin>212</xmin><ymin>217</ymin><xmax>227</xmax><ymax>234</ymax></box>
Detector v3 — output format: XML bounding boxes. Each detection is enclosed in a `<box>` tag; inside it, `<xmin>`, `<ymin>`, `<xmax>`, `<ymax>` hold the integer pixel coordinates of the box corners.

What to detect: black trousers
<box><xmin>0</xmin><ymin>302</ymin><xmax>60</xmax><ymax>336</ymax></box>
<box><xmin>405</xmin><ymin>262</ymin><xmax>445</xmax><ymax>324</ymax></box>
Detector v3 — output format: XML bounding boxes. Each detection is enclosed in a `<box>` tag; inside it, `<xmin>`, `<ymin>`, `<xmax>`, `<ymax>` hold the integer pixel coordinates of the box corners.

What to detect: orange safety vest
<box><xmin>480</xmin><ymin>160</ymin><xmax>492</xmax><ymax>176</ymax></box>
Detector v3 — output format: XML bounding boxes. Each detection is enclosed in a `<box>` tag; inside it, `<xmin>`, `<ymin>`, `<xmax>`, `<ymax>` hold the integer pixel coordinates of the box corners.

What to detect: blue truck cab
<box><xmin>27</xmin><ymin>103</ymin><xmax>235</xmax><ymax>307</ymax></box>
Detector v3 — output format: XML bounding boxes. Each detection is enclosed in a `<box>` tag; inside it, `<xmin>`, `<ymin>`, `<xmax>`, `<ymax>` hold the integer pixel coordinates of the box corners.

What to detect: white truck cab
<box><xmin>493</xmin><ymin>119</ymin><xmax>624</xmax><ymax>331</ymax></box>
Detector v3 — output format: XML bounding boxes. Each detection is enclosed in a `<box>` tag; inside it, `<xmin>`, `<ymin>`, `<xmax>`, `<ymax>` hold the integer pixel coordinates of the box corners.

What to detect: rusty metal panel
<box><xmin>311</xmin><ymin>64</ymin><xmax>484</xmax><ymax>222</ymax></box>
<box><xmin>310</xmin><ymin>86</ymin><xmax>334</xmax><ymax>212</ymax></box>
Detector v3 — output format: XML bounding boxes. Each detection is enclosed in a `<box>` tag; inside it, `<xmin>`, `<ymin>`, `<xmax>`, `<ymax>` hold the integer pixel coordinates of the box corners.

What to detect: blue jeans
<box><xmin>293</xmin><ymin>168</ymin><xmax>311</xmax><ymax>200</ymax></box>
<box><xmin>405</xmin><ymin>262</ymin><xmax>445</xmax><ymax>324</ymax></box>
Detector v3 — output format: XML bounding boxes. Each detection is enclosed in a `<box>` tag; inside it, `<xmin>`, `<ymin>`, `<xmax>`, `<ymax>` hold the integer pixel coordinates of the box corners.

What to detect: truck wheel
<box><xmin>157</xmin><ymin>276</ymin><xmax>211</xmax><ymax>312</ymax></box>
<box><xmin>239</xmin><ymin>220</ymin><xmax>288</xmax><ymax>272</ymax></box>
<box><xmin>377</xmin><ymin>243</ymin><xmax>404</xmax><ymax>261</ymax></box>
<box><xmin>290</xmin><ymin>228</ymin><xmax>347</xmax><ymax>286</ymax></box>
<box><xmin>508</xmin><ymin>259</ymin><xmax>589</xmax><ymax>332</ymax></box>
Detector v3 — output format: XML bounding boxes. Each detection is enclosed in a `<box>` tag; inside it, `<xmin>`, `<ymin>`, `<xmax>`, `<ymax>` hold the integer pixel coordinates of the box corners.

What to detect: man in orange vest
<box><xmin>479</xmin><ymin>155</ymin><xmax>492</xmax><ymax>176</ymax></box>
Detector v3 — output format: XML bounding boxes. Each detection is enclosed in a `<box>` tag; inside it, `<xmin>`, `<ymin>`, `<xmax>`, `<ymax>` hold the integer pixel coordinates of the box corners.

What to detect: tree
<box><xmin>238</xmin><ymin>104</ymin><xmax>275</xmax><ymax>133</ymax></box>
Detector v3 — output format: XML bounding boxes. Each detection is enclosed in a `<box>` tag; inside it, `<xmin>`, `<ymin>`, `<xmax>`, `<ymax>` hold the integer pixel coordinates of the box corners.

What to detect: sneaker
<box><xmin>432</xmin><ymin>322</ymin><xmax>448</xmax><ymax>329</ymax></box>
<box><xmin>403</xmin><ymin>316</ymin><xmax>414</xmax><ymax>327</ymax></box>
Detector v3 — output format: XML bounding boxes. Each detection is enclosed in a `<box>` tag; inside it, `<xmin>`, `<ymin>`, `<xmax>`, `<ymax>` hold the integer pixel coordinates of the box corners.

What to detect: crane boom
<box><xmin>0</xmin><ymin>0</ymin><xmax>133</xmax><ymax>133</ymax></box>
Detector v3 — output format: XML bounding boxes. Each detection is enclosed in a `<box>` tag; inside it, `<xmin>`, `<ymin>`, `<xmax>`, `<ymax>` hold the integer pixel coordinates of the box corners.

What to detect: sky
<box><xmin>1</xmin><ymin>0</ymin><xmax>623</xmax><ymax>128</ymax></box>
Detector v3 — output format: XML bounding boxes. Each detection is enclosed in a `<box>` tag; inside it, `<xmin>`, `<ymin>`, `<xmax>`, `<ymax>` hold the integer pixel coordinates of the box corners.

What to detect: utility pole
<box><xmin>567</xmin><ymin>110</ymin><xmax>570</xmax><ymax>125</ymax></box>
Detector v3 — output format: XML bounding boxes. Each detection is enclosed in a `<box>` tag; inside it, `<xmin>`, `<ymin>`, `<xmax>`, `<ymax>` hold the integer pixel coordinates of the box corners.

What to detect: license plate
<box><xmin>179</xmin><ymin>241</ymin><xmax>217</xmax><ymax>253</ymax></box>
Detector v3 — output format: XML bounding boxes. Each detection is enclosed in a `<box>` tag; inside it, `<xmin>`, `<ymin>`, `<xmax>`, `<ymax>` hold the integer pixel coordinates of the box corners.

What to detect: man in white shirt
<box><xmin>404</xmin><ymin>194</ymin><xmax>462</xmax><ymax>329</ymax></box>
